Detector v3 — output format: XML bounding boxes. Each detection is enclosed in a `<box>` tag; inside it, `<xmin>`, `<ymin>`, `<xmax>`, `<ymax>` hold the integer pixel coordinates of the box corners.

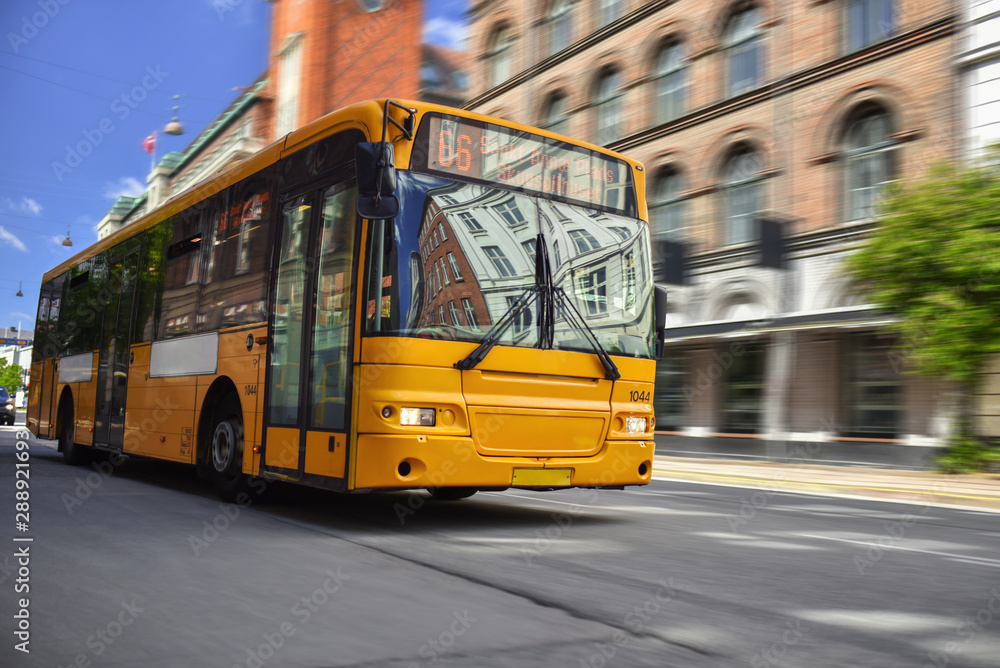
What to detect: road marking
<box><xmin>650</xmin><ymin>471</ymin><xmax>1000</xmax><ymax>514</ymax></box>
<box><xmin>653</xmin><ymin>469</ymin><xmax>1000</xmax><ymax>502</ymax></box>
<box><xmin>799</xmin><ymin>534</ymin><xmax>1000</xmax><ymax>569</ymax></box>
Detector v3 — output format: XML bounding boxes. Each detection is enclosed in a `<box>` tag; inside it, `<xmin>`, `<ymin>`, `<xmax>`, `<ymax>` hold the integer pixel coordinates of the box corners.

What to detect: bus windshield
<box><xmin>364</xmin><ymin>171</ymin><xmax>655</xmax><ymax>359</ymax></box>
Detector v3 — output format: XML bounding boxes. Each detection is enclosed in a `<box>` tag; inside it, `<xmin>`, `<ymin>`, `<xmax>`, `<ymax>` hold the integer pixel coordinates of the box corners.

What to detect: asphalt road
<box><xmin>1</xmin><ymin>426</ymin><xmax>999</xmax><ymax>668</ymax></box>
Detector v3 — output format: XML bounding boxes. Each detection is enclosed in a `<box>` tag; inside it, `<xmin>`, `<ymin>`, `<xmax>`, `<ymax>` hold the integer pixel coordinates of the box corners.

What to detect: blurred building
<box><xmin>466</xmin><ymin>0</ymin><xmax>962</xmax><ymax>467</ymax></box>
<box><xmin>960</xmin><ymin>0</ymin><xmax>1000</xmax><ymax>436</ymax></box>
<box><xmin>421</xmin><ymin>44</ymin><xmax>471</xmax><ymax>107</ymax></box>
<box><xmin>98</xmin><ymin>0</ymin><xmax>425</xmax><ymax>238</ymax></box>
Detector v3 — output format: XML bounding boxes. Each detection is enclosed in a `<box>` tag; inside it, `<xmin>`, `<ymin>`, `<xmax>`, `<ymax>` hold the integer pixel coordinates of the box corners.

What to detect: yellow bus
<box><xmin>28</xmin><ymin>99</ymin><xmax>663</xmax><ymax>500</ymax></box>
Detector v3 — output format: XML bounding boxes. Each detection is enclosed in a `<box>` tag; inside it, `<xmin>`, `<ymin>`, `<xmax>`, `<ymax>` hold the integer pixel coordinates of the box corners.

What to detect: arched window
<box><xmin>599</xmin><ymin>0</ymin><xmax>622</xmax><ymax>27</ymax></box>
<box><xmin>844</xmin><ymin>107</ymin><xmax>894</xmax><ymax>222</ymax></box>
<box><xmin>847</xmin><ymin>0</ymin><xmax>894</xmax><ymax>51</ymax></box>
<box><xmin>723</xmin><ymin>6</ymin><xmax>763</xmax><ymax>97</ymax></box>
<box><xmin>594</xmin><ymin>68</ymin><xmax>623</xmax><ymax>145</ymax></box>
<box><xmin>550</xmin><ymin>0</ymin><xmax>572</xmax><ymax>55</ymax></box>
<box><xmin>541</xmin><ymin>93</ymin><xmax>570</xmax><ymax>135</ymax></box>
<box><xmin>650</xmin><ymin>169</ymin><xmax>684</xmax><ymax>239</ymax></box>
<box><xmin>654</xmin><ymin>41</ymin><xmax>685</xmax><ymax>124</ymax></box>
<box><xmin>488</xmin><ymin>26</ymin><xmax>514</xmax><ymax>87</ymax></box>
<box><xmin>722</xmin><ymin>145</ymin><xmax>763</xmax><ymax>245</ymax></box>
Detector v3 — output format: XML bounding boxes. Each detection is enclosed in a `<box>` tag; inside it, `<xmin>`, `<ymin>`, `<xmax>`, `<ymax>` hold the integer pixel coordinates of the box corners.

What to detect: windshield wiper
<box><xmin>454</xmin><ymin>287</ymin><xmax>538</xmax><ymax>371</ymax></box>
<box><xmin>456</xmin><ymin>232</ymin><xmax>620</xmax><ymax>381</ymax></box>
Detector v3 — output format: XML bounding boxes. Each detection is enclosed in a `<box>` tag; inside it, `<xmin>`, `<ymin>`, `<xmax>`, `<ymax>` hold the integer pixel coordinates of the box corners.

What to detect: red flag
<box><xmin>143</xmin><ymin>131</ymin><xmax>156</xmax><ymax>155</ymax></box>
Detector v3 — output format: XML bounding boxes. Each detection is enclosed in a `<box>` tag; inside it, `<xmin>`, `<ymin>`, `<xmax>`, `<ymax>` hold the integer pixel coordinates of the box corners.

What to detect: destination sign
<box><xmin>412</xmin><ymin>114</ymin><xmax>637</xmax><ymax>217</ymax></box>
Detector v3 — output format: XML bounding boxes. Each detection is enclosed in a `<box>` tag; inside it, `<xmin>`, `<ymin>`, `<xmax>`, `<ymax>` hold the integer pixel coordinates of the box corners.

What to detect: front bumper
<box><xmin>352</xmin><ymin>434</ymin><xmax>654</xmax><ymax>491</ymax></box>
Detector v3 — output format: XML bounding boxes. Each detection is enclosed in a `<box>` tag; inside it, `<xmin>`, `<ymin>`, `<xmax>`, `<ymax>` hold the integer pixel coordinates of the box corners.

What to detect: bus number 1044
<box><xmin>628</xmin><ymin>390</ymin><xmax>650</xmax><ymax>403</ymax></box>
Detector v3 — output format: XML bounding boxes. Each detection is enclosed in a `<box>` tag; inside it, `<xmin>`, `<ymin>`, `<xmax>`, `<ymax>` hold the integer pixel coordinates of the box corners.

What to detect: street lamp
<box><xmin>15</xmin><ymin>282</ymin><xmax>22</xmax><ymax>297</ymax></box>
<box><xmin>165</xmin><ymin>94</ymin><xmax>184</xmax><ymax>136</ymax></box>
<box><xmin>62</xmin><ymin>223</ymin><xmax>72</xmax><ymax>247</ymax></box>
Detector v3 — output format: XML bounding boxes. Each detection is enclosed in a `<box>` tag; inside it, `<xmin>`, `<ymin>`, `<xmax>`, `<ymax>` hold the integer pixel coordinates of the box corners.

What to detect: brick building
<box><xmin>466</xmin><ymin>0</ymin><xmax>963</xmax><ymax>467</ymax></box>
<box><xmin>98</xmin><ymin>0</ymin><xmax>423</xmax><ymax>238</ymax></box>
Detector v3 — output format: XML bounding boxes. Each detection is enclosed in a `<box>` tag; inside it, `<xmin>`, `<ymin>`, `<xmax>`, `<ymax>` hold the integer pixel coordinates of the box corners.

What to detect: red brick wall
<box><xmin>267</xmin><ymin>0</ymin><xmax>423</xmax><ymax>134</ymax></box>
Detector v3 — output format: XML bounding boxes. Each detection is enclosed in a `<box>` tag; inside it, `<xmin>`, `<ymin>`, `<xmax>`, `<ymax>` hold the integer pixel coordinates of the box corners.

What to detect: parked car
<box><xmin>0</xmin><ymin>387</ymin><xmax>15</xmax><ymax>425</ymax></box>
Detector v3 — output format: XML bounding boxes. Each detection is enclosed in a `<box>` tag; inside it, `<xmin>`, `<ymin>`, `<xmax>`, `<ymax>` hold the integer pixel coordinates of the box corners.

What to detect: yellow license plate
<box><xmin>511</xmin><ymin>468</ymin><xmax>572</xmax><ymax>487</ymax></box>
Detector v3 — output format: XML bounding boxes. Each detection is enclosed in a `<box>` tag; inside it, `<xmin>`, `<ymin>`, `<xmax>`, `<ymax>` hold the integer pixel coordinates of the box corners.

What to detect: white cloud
<box><xmin>103</xmin><ymin>176</ymin><xmax>145</xmax><ymax>200</ymax></box>
<box><xmin>4</xmin><ymin>197</ymin><xmax>42</xmax><ymax>216</ymax></box>
<box><xmin>0</xmin><ymin>227</ymin><xmax>28</xmax><ymax>252</ymax></box>
<box><xmin>423</xmin><ymin>17</ymin><xmax>467</xmax><ymax>49</ymax></box>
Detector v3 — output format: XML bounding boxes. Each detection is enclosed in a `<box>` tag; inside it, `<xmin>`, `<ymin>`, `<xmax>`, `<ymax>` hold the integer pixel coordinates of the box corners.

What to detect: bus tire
<box><xmin>210</xmin><ymin>398</ymin><xmax>248</xmax><ymax>501</ymax></box>
<box><xmin>59</xmin><ymin>399</ymin><xmax>87</xmax><ymax>466</ymax></box>
<box><xmin>429</xmin><ymin>487</ymin><xmax>477</xmax><ymax>500</ymax></box>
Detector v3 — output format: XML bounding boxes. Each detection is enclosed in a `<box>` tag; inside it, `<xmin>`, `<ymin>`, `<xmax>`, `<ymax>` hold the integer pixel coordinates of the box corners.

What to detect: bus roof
<box><xmin>44</xmin><ymin>99</ymin><xmax>646</xmax><ymax>283</ymax></box>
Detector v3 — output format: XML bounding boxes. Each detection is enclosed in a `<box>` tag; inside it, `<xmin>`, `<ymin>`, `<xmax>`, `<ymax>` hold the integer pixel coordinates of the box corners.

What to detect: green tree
<box><xmin>0</xmin><ymin>357</ymin><xmax>25</xmax><ymax>396</ymax></box>
<box><xmin>845</xmin><ymin>149</ymin><xmax>1000</xmax><ymax>471</ymax></box>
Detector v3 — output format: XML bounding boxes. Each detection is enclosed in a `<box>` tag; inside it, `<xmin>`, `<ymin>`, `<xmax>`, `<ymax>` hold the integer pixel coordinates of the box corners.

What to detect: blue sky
<box><xmin>0</xmin><ymin>0</ymin><xmax>467</xmax><ymax>337</ymax></box>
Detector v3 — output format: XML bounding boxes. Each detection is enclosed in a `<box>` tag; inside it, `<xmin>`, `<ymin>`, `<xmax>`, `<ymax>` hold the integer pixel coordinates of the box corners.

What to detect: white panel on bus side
<box><xmin>149</xmin><ymin>332</ymin><xmax>219</xmax><ymax>378</ymax></box>
<box><xmin>58</xmin><ymin>352</ymin><xmax>95</xmax><ymax>384</ymax></box>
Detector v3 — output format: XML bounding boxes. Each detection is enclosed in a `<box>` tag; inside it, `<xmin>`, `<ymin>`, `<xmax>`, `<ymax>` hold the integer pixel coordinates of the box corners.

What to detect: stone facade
<box><xmin>466</xmin><ymin>0</ymin><xmax>965</xmax><ymax>466</ymax></box>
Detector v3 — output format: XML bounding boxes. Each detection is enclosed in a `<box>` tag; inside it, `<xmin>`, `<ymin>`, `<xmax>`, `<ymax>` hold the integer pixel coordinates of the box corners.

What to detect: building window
<box><xmin>609</xmin><ymin>226</ymin><xmax>630</xmax><ymax>241</ymax></box>
<box><xmin>722</xmin><ymin>146</ymin><xmax>762</xmax><ymax>245</ymax></box>
<box><xmin>440</xmin><ymin>195</ymin><xmax>458</xmax><ymax>205</ymax></box>
<box><xmin>845</xmin><ymin>332</ymin><xmax>901</xmax><ymax>437</ymax></box>
<box><xmin>550</xmin><ymin>0</ymin><xmax>572</xmax><ymax>54</ymax></box>
<box><xmin>654</xmin><ymin>42</ymin><xmax>685</xmax><ymax>124</ymax></box>
<box><xmin>458</xmin><ymin>211</ymin><xmax>484</xmax><ymax>232</ymax></box>
<box><xmin>522</xmin><ymin>239</ymin><xmax>537</xmax><ymax>265</ymax></box>
<box><xmin>484</xmin><ymin>246</ymin><xmax>516</xmax><ymax>277</ymax></box>
<box><xmin>448</xmin><ymin>300</ymin><xmax>461</xmax><ymax>325</ymax></box>
<box><xmin>488</xmin><ymin>26</ymin><xmax>514</xmax><ymax>87</ymax></box>
<box><xmin>569</xmin><ymin>229</ymin><xmax>601</xmax><ymax>253</ymax></box>
<box><xmin>599</xmin><ymin>0</ymin><xmax>621</xmax><ymax>26</ymax></box>
<box><xmin>462</xmin><ymin>297</ymin><xmax>480</xmax><ymax>329</ymax></box>
<box><xmin>845</xmin><ymin>107</ymin><xmax>894</xmax><ymax>222</ymax></box>
<box><xmin>506</xmin><ymin>296</ymin><xmax>532</xmax><ymax>333</ymax></box>
<box><xmin>650</xmin><ymin>169</ymin><xmax>684</xmax><ymax>240</ymax></box>
<box><xmin>723</xmin><ymin>6</ymin><xmax>763</xmax><ymax>97</ymax></box>
<box><xmin>438</xmin><ymin>222</ymin><xmax>447</xmax><ymax>241</ymax></box>
<box><xmin>541</xmin><ymin>93</ymin><xmax>570</xmax><ymax>136</ymax></box>
<box><xmin>276</xmin><ymin>33</ymin><xmax>304</xmax><ymax>136</ymax></box>
<box><xmin>847</xmin><ymin>0</ymin><xmax>893</xmax><ymax>51</ymax></box>
<box><xmin>440</xmin><ymin>258</ymin><xmax>450</xmax><ymax>286</ymax></box>
<box><xmin>721</xmin><ymin>343</ymin><xmax>765</xmax><ymax>433</ymax></box>
<box><xmin>438</xmin><ymin>305</ymin><xmax>446</xmax><ymax>325</ymax></box>
<box><xmin>432</xmin><ymin>229</ymin><xmax>440</xmax><ymax>248</ymax></box>
<box><xmin>654</xmin><ymin>352</ymin><xmax>687</xmax><ymax>431</ymax></box>
<box><xmin>595</xmin><ymin>68</ymin><xmax>623</xmax><ymax>145</ymax></box>
<box><xmin>447</xmin><ymin>252</ymin><xmax>464</xmax><ymax>281</ymax></box>
<box><xmin>622</xmin><ymin>251</ymin><xmax>637</xmax><ymax>310</ymax></box>
<box><xmin>494</xmin><ymin>200</ymin><xmax>526</xmax><ymax>227</ymax></box>
<box><xmin>578</xmin><ymin>267</ymin><xmax>607</xmax><ymax>316</ymax></box>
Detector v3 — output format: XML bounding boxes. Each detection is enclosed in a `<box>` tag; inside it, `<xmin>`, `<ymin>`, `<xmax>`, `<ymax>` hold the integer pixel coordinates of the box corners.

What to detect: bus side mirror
<box><xmin>355</xmin><ymin>142</ymin><xmax>399</xmax><ymax>220</ymax></box>
<box><xmin>655</xmin><ymin>285</ymin><xmax>668</xmax><ymax>360</ymax></box>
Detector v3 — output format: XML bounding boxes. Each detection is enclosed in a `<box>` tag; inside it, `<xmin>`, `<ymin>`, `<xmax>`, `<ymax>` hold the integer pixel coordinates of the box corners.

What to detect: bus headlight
<box><xmin>625</xmin><ymin>416</ymin><xmax>648</xmax><ymax>434</ymax></box>
<box><xmin>400</xmin><ymin>407</ymin><xmax>436</xmax><ymax>427</ymax></box>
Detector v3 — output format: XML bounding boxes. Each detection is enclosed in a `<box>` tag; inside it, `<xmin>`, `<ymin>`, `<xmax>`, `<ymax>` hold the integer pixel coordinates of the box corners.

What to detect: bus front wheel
<box><xmin>210</xmin><ymin>399</ymin><xmax>248</xmax><ymax>501</ymax></box>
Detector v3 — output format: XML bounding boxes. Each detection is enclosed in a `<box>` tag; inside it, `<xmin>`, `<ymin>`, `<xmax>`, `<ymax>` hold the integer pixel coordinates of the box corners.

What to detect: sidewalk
<box><xmin>652</xmin><ymin>455</ymin><xmax>1000</xmax><ymax>512</ymax></box>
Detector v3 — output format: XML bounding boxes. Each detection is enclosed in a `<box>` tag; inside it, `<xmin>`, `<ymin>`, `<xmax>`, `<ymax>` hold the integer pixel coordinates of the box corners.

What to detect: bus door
<box><xmin>263</xmin><ymin>182</ymin><xmax>358</xmax><ymax>487</ymax></box>
<box><xmin>94</xmin><ymin>249</ymin><xmax>139</xmax><ymax>450</ymax></box>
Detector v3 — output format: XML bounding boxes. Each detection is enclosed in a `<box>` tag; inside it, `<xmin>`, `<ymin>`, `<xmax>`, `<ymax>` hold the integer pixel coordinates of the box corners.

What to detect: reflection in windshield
<box><xmin>364</xmin><ymin>172</ymin><xmax>654</xmax><ymax>359</ymax></box>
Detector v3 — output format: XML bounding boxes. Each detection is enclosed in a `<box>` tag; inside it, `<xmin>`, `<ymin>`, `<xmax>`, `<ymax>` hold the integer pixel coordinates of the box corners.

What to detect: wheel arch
<box><xmin>196</xmin><ymin>377</ymin><xmax>242</xmax><ymax>468</ymax></box>
<box><xmin>56</xmin><ymin>386</ymin><xmax>74</xmax><ymax>453</ymax></box>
